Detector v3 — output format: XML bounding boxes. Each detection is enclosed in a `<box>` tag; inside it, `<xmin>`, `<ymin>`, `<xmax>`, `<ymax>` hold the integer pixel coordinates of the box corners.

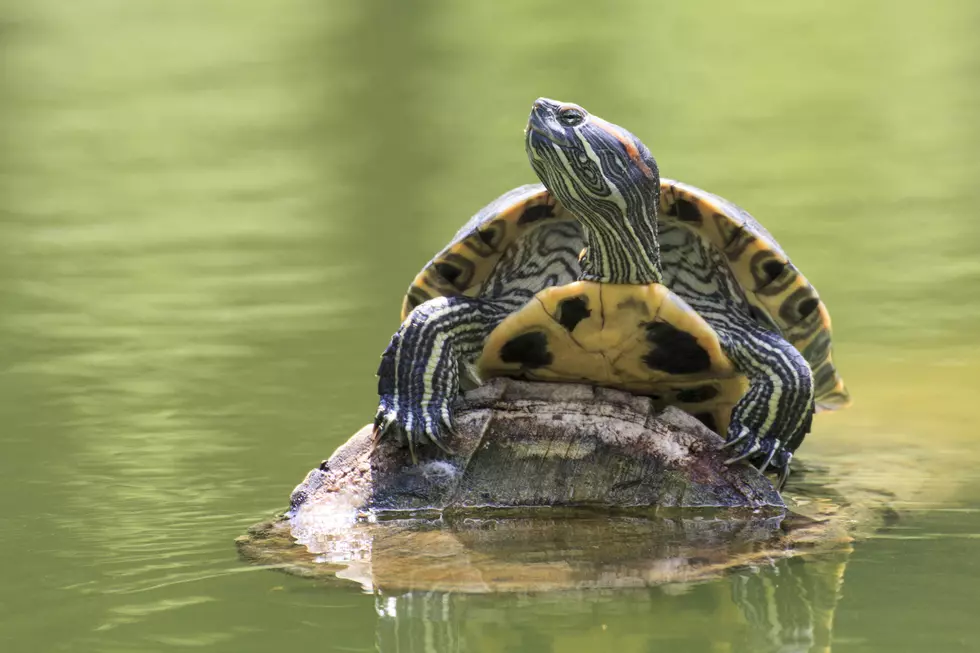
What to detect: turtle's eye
<box><xmin>558</xmin><ymin>108</ymin><xmax>585</xmax><ymax>127</ymax></box>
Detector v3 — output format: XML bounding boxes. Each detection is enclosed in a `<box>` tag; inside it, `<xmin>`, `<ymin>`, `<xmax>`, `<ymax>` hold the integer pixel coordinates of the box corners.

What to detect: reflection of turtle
<box><xmin>376</xmin><ymin>98</ymin><xmax>848</xmax><ymax>479</ymax></box>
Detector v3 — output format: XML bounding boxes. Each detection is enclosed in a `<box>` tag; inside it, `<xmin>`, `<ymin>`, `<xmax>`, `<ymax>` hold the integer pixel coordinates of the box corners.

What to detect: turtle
<box><xmin>374</xmin><ymin>97</ymin><xmax>849</xmax><ymax>480</ymax></box>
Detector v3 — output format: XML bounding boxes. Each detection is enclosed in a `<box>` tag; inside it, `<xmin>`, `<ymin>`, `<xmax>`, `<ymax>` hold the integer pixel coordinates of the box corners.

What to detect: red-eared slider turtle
<box><xmin>375</xmin><ymin>98</ymin><xmax>848</xmax><ymax>481</ymax></box>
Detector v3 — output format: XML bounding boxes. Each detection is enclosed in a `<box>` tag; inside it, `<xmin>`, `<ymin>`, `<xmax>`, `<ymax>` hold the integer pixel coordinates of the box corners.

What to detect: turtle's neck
<box><xmin>571</xmin><ymin>193</ymin><xmax>664</xmax><ymax>286</ymax></box>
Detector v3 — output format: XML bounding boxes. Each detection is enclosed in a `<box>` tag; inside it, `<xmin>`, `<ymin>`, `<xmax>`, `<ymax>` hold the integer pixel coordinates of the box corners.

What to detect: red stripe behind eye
<box><xmin>592</xmin><ymin>119</ymin><xmax>656</xmax><ymax>180</ymax></box>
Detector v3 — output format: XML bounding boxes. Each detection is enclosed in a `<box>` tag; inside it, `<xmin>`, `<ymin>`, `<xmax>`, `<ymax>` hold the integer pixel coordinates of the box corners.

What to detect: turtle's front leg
<box><xmin>717</xmin><ymin>320</ymin><xmax>815</xmax><ymax>484</ymax></box>
<box><xmin>375</xmin><ymin>296</ymin><xmax>505</xmax><ymax>457</ymax></box>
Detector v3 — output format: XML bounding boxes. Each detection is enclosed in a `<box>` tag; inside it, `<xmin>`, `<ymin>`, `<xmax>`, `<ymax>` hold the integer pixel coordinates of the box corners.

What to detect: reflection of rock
<box><xmin>368</xmin><ymin>551</ymin><xmax>848</xmax><ymax>653</ymax></box>
<box><xmin>239</xmin><ymin>516</ymin><xmax>849</xmax><ymax>652</ymax></box>
<box><xmin>243</xmin><ymin>514</ymin><xmax>791</xmax><ymax>592</ymax></box>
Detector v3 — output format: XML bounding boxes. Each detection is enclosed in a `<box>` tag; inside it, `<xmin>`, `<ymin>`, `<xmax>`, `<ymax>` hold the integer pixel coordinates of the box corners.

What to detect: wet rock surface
<box><xmin>288</xmin><ymin>378</ymin><xmax>784</xmax><ymax>519</ymax></box>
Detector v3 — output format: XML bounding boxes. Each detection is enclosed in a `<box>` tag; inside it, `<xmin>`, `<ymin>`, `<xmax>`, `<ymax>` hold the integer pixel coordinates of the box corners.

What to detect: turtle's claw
<box><xmin>724</xmin><ymin>442</ymin><xmax>761</xmax><ymax>465</ymax></box>
<box><xmin>423</xmin><ymin>419</ymin><xmax>455</xmax><ymax>455</ymax></box>
<box><xmin>374</xmin><ymin>394</ymin><xmax>458</xmax><ymax>460</ymax></box>
<box><xmin>722</xmin><ymin>423</ymin><xmax>759</xmax><ymax>463</ymax></box>
<box><xmin>718</xmin><ymin>428</ymin><xmax>751</xmax><ymax>451</ymax></box>
<box><xmin>775</xmin><ymin>452</ymin><xmax>793</xmax><ymax>490</ymax></box>
<box><xmin>754</xmin><ymin>441</ymin><xmax>781</xmax><ymax>475</ymax></box>
<box><xmin>722</xmin><ymin>422</ymin><xmax>795</xmax><ymax>488</ymax></box>
<box><xmin>373</xmin><ymin>405</ymin><xmax>397</xmax><ymax>440</ymax></box>
<box><xmin>440</xmin><ymin>408</ymin><xmax>460</xmax><ymax>438</ymax></box>
<box><xmin>723</xmin><ymin>430</ymin><xmax>781</xmax><ymax>468</ymax></box>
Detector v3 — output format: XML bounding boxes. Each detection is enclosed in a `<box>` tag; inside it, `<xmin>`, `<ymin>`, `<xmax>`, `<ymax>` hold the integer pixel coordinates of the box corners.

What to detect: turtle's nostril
<box><xmin>528</xmin><ymin>102</ymin><xmax>549</xmax><ymax>131</ymax></box>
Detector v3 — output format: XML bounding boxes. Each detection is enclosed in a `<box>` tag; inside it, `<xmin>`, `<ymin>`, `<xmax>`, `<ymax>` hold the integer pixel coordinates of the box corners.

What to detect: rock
<box><xmin>288</xmin><ymin>378</ymin><xmax>784</xmax><ymax>521</ymax></box>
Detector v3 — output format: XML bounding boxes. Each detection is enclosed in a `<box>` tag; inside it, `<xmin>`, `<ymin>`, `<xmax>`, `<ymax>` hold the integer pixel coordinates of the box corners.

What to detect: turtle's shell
<box><xmin>400</xmin><ymin>185</ymin><xmax>573</xmax><ymax>318</ymax></box>
<box><xmin>401</xmin><ymin>180</ymin><xmax>848</xmax><ymax>414</ymax></box>
<box><xmin>480</xmin><ymin>281</ymin><xmax>746</xmax><ymax>437</ymax></box>
<box><xmin>659</xmin><ymin>181</ymin><xmax>849</xmax><ymax>410</ymax></box>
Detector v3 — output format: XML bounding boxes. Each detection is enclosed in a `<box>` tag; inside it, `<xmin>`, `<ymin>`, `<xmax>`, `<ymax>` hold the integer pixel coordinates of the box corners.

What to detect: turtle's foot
<box><xmin>374</xmin><ymin>393</ymin><xmax>457</xmax><ymax>462</ymax></box>
<box><xmin>716</xmin><ymin>324</ymin><xmax>814</xmax><ymax>489</ymax></box>
<box><xmin>721</xmin><ymin>418</ymin><xmax>800</xmax><ymax>488</ymax></box>
<box><xmin>373</xmin><ymin>295</ymin><xmax>503</xmax><ymax>461</ymax></box>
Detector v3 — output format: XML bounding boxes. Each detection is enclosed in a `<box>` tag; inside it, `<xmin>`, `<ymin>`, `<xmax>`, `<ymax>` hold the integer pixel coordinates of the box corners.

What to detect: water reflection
<box><xmin>242</xmin><ymin>474</ymin><xmax>857</xmax><ymax>652</ymax></box>
<box><xmin>373</xmin><ymin>551</ymin><xmax>847</xmax><ymax>653</ymax></box>
<box><xmin>264</xmin><ymin>514</ymin><xmax>797</xmax><ymax>592</ymax></box>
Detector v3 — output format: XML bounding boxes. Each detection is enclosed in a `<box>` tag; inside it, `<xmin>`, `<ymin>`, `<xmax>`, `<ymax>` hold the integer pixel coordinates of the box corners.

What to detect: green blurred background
<box><xmin>1</xmin><ymin>1</ymin><xmax>978</xmax><ymax>651</ymax></box>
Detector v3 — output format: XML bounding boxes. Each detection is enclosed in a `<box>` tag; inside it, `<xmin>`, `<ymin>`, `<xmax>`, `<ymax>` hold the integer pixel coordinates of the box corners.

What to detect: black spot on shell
<box><xmin>499</xmin><ymin>332</ymin><xmax>553</xmax><ymax>369</ymax></box>
<box><xmin>813</xmin><ymin>362</ymin><xmax>836</xmax><ymax>389</ymax></box>
<box><xmin>802</xmin><ymin>331</ymin><xmax>831</xmax><ymax>363</ymax></box>
<box><xmin>406</xmin><ymin>287</ymin><xmax>432</xmax><ymax>311</ymax></box>
<box><xmin>720</xmin><ymin>218</ymin><xmax>753</xmax><ymax>256</ymax></box>
<box><xmin>798</xmin><ymin>297</ymin><xmax>819</xmax><ymax>319</ymax></box>
<box><xmin>475</xmin><ymin>220</ymin><xmax>506</xmax><ymax>250</ymax></box>
<box><xmin>762</xmin><ymin>260</ymin><xmax>786</xmax><ymax>284</ymax></box>
<box><xmin>675</xmin><ymin>385</ymin><xmax>720</xmax><ymax>403</ymax></box>
<box><xmin>673</xmin><ymin>198</ymin><xmax>703</xmax><ymax>223</ymax></box>
<box><xmin>643</xmin><ymin>322</ymin><xmax>712</xmax><ymax>374</ymax></box>
<box><xmin>694</xmin><ymin>412</ymin><xmax>718</xmax><ymax>433</ymax></box>
<box><xmin>556</xmin><ymin>296</ymin><xmax>591</xmax><ymax>332</ymax></box>
<box><xmin>435</xmin><ymin>262</ymin><xmax>462</xmax><ymax>285</ymax></box>
<box><xmin>518</xmin><ymin>204</ymin><xmax>554</xmax><ymax>224</ymax></box>
<box><xmin>779</xmin><ymin>287</ymin><xmax>818</xmax><ymax>326</ymax></box>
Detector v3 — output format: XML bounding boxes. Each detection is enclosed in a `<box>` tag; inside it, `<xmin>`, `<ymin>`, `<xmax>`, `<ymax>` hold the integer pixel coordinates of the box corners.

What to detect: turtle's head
<box><xmin>525</xmin><ymin>98</ymin><xmax>662</xmax><ymax>284</ymax></box>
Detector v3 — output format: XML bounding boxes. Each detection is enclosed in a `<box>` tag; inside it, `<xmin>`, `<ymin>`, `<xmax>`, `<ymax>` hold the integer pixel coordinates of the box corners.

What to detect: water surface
<box><xmin>1</xmin><ymin>1</ymin><xmax>979</xmax><ymax>651</ymax></box>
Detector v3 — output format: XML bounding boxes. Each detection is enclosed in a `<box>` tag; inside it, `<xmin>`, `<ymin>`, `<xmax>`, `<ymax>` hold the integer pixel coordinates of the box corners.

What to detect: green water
<box><xmin>1</xmin><ymin>1</ymin><xmax>979</xmax><ymax>651</ymax></box>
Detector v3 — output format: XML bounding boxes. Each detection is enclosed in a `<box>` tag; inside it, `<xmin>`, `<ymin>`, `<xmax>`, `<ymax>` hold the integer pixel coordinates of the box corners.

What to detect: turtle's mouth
<box><xmin>526</xmin><ymin>127</ymin><xmax>565</xmax><ymax>167</ymax></box>
<box><xmin>526</xmin><ymin>108</ymin><xmax>550</xmax><ymax>139</ymax></box>
<box><xmin>525</xmin><ymin>109</ymin><xmax>554</xmax><ymax>157</ymax></box>
<box><xmin>525</xmin><ymin>121</ymin><xmax>550</xmax><ymax>146</ymax></box>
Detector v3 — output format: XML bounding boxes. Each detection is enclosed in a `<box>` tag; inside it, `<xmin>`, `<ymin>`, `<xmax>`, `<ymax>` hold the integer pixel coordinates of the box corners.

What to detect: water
<box><xmin>1</xmin><ymin>1</ymin><xmax>978</xmax><ymax>651</ymax></box>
